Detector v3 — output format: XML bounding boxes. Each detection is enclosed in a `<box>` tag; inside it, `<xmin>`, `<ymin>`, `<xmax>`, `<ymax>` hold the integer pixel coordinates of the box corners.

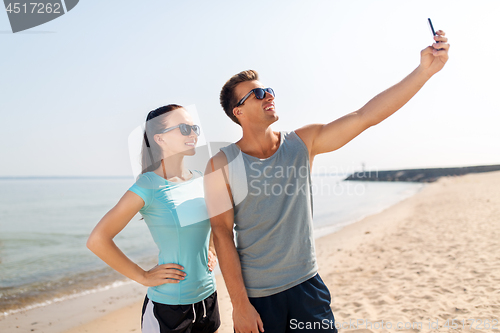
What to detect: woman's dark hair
<box><xmin>141</xmin><ymin>104</ymin><xmax>183</xmax><ymax>174</ymax></box>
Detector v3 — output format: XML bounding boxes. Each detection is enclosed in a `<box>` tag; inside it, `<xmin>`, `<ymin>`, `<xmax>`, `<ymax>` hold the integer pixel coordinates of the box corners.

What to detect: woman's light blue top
<box><xmin>128</xmin><ymin>170</ymin><xmax>215</xmax><ymax>305</ymax></box>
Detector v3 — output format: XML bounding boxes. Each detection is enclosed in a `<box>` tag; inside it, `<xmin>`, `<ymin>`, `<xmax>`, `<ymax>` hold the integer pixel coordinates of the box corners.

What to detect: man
<box><xmin>204</xmin><ymin>31</ymin><xmax>449</xmax><ymax>333</ymax></box>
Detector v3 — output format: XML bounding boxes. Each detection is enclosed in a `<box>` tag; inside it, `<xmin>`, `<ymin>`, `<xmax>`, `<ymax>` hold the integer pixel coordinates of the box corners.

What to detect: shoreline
<box><xmin>0</xmin><ymin>256</ymin><xmax>158</xmax><ymax>317</ymax></box>
<box><xmin>1</xmin><ymin>280</ymin><xmax>135</xmax><ymax>317</ymax></box>
<box><xmin>2</xmin><ymin>171</ymin><xmax>499</xmax><ymax>332</ymax></box>
<box><xmin>0</xmin><ymin>281</ymin><xmax>148</xmax><ymax>333</ymax></box>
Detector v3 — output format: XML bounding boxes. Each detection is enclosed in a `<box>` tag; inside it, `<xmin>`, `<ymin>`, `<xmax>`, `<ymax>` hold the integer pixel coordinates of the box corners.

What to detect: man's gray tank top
<box><xmin>220</xmin><ymin>131</ymin><xmax>318</xmax><ymax>298</ymax></box>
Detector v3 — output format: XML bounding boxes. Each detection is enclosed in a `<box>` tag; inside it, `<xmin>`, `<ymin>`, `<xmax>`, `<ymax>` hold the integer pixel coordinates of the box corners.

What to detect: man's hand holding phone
<box><xmin>420</xmin><ymin>18</ymin><xmax>450</xmax><ymax>77</ymax></box>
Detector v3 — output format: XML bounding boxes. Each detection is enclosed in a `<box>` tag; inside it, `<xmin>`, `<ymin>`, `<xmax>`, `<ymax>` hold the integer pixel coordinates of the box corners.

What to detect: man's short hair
<box><xmin>220</xmin><ymin>70</ymin><xmax>259</xmax><ymax>125</ymax></box>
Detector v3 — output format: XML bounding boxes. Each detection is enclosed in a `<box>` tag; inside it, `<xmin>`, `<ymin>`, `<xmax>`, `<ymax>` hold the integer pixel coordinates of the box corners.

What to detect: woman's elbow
<box><xmin>86</xmin><ymin>234</ymin><xmax>96</xmax><ymax>252</ymax></box>
<box><xmin>86</xmin><ymin>231</ymin><xmax>103</xmax><ymax>253</ymax></box>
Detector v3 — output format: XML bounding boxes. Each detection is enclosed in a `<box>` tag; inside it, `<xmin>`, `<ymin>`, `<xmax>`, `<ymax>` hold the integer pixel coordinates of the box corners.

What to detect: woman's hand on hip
<box><xmin>140</xmin><ymin>263</ymin><xmax>186</xmax><ymax>287</ymax></box>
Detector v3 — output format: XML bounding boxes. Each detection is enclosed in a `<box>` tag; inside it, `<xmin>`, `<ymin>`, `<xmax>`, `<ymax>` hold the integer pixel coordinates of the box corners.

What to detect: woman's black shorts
<box><xmin>141</xmin><ymin>292</ymin><xmax>220</xmax><ymax>333</ymax></box>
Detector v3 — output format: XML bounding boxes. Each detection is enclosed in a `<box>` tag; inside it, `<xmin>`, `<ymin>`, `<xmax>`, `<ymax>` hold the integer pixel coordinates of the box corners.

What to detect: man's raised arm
<box><xmin>296</xmin><ymin>30</ymin><xmax>450</xmax><ymax>157</ymax></box>
<box><xmin>204</xmin><ymin>152</ymin><xmax>264</xmax><ymax>333</ymax></box>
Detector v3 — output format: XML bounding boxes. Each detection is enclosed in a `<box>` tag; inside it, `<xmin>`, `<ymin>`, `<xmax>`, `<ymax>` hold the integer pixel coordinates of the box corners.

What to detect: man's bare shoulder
<box><xmin>206</xmin><ymin>151</ymin><xmax>229</xmax><ymax>174</ymax></box>
<box><xmin>294</xmin><ymin>124</ymin><xmax>323</xmax><ymax>151</ymax></box>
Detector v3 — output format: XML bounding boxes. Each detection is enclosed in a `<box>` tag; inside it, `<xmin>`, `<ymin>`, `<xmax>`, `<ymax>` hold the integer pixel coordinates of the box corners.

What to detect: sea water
<box><xmin>0</xmin><ymin>176</ymin><xmax>423</xmax><ymax>314</ymax></box>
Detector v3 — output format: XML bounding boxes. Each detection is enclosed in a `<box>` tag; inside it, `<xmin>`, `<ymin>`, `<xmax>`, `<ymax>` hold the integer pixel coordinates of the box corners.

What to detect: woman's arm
<box><xmin>86</xmin><ymin>190</ymin><xmax>186</xmax><ymax>286</ymax></box>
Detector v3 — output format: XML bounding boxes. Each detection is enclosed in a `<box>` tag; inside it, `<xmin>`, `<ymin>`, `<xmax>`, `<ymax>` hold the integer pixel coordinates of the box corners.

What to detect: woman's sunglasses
<box><xmin>236</xmin><ymin>87</ymin><xmax>275</xmax><ymax>107</ymax></box>
<box><xmin>160</xmin><ymin>123</ymin><xmax>200</xmax><ymax>136</ymax></box>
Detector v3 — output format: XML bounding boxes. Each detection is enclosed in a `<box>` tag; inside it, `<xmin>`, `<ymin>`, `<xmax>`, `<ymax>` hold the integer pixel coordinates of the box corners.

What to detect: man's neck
<box><xmin>236</xmin><ymin>125</ymin><xmax>281</xmax><ymax>159</ymax></box>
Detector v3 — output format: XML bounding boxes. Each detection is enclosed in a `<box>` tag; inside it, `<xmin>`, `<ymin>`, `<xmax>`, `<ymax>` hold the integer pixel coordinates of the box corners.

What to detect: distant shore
<box><xmin>345</xmin><ymin>164</ymin><xmax>500</xmax><ymax>182</ymax></box>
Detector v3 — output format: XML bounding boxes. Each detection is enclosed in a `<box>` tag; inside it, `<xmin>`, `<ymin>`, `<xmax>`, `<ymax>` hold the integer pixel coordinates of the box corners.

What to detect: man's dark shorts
<box><xmin>249</xmin><ymin>274</ymin><xmax>338</xmax><ymax>332</ymax></box>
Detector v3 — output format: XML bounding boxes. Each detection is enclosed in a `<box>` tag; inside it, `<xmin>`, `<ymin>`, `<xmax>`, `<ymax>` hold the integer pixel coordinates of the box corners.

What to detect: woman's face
<box><xmin>155</xmin><ymin>108</ymin><xmax>198</xmax><ymax>157</ymax></box>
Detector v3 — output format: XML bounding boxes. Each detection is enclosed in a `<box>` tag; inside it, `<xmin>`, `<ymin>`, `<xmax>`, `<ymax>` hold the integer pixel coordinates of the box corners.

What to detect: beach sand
<box><xmin>2</xmin><ymin>171</ymin><xmax>499</xmax><ymax>333</ymax></box>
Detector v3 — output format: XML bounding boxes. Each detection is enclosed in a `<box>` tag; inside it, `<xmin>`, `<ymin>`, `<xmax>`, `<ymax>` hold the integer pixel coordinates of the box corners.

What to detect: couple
<box><xmin>87</xmin><ymin>31</ymin><xmax>449</xmax><ymax>333</ymax></box>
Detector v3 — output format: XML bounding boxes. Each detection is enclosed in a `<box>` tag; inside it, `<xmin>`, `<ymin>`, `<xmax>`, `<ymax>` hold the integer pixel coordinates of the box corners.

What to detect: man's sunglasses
<box><xmin>160</xmin><ymin>123</ymin><xmax>200</xmax><ymax>136</ymax></box>
<box><xmin>235</xmin><ymin>87</ymin><xmax>275</xmax><ymax>107</ymax></box>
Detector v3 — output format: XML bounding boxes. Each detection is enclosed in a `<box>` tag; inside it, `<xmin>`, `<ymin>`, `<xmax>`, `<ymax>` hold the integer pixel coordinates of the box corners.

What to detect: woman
<box><xmin>87</xmin><ymin>104</ymin><xmax>220</xmax><ymax>333</ymax></box>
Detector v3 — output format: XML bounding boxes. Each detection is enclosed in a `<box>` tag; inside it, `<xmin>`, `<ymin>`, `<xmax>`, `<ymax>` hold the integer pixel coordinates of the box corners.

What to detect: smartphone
<box><xmin>427</xmin><ymin>18</ymin><xmax>436</xmax><ymax>39</ymax></box>
<box><xmin>428</xmin><ymin>18</ymin><xmax>443</xmax><ymax>50</ymax></box>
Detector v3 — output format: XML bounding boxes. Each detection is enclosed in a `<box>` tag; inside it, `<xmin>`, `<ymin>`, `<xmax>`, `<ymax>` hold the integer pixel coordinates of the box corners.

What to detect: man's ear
<box><xmin>233</xmin><ymin>107</ymin><xmax>242</xmax><ymax>117</ymax></box>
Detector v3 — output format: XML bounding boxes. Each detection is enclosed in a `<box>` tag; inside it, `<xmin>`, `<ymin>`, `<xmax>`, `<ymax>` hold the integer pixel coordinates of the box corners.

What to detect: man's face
<box><xmin>233</xmin><ymin>80</ymin><xmax>278</xmax><ymax>126</ymax></box>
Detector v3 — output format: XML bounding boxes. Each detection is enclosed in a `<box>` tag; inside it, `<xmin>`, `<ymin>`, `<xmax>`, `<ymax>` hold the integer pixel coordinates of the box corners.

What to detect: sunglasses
<box><xmin>160</xmin><ymin>123</ymin><xmax>200</xmax><ymax>136</ymax></box>
<box><xmin>236</xmin><ymin>87</ymin><xmax>275</xmax><ymax>107</ymax></box>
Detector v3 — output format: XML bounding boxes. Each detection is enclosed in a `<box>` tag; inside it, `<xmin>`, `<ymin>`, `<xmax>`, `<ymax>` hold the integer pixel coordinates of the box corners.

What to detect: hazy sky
<box><xmin>1</xmin><ymin>0</ymin><xmax>499</xmax><ymax>176</ymax></box>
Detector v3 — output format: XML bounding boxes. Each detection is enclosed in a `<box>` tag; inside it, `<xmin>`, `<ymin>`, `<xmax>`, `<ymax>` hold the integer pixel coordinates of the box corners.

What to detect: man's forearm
<box><xmin>362</xmin><ymin>65</ymin><xmax>432</xmax><ymax>127</ymax></box>
<box><xmin>213</xmin><ymin>228</ymin><xmax>250</xmax><ymax>308</ymax></box>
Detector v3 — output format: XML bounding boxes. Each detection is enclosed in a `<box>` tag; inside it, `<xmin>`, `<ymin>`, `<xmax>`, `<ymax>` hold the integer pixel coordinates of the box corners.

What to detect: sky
<box><xmin>1</xmin><ymin>0</ymin><xmax>499</xmax><ymax>177</ymax></box>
